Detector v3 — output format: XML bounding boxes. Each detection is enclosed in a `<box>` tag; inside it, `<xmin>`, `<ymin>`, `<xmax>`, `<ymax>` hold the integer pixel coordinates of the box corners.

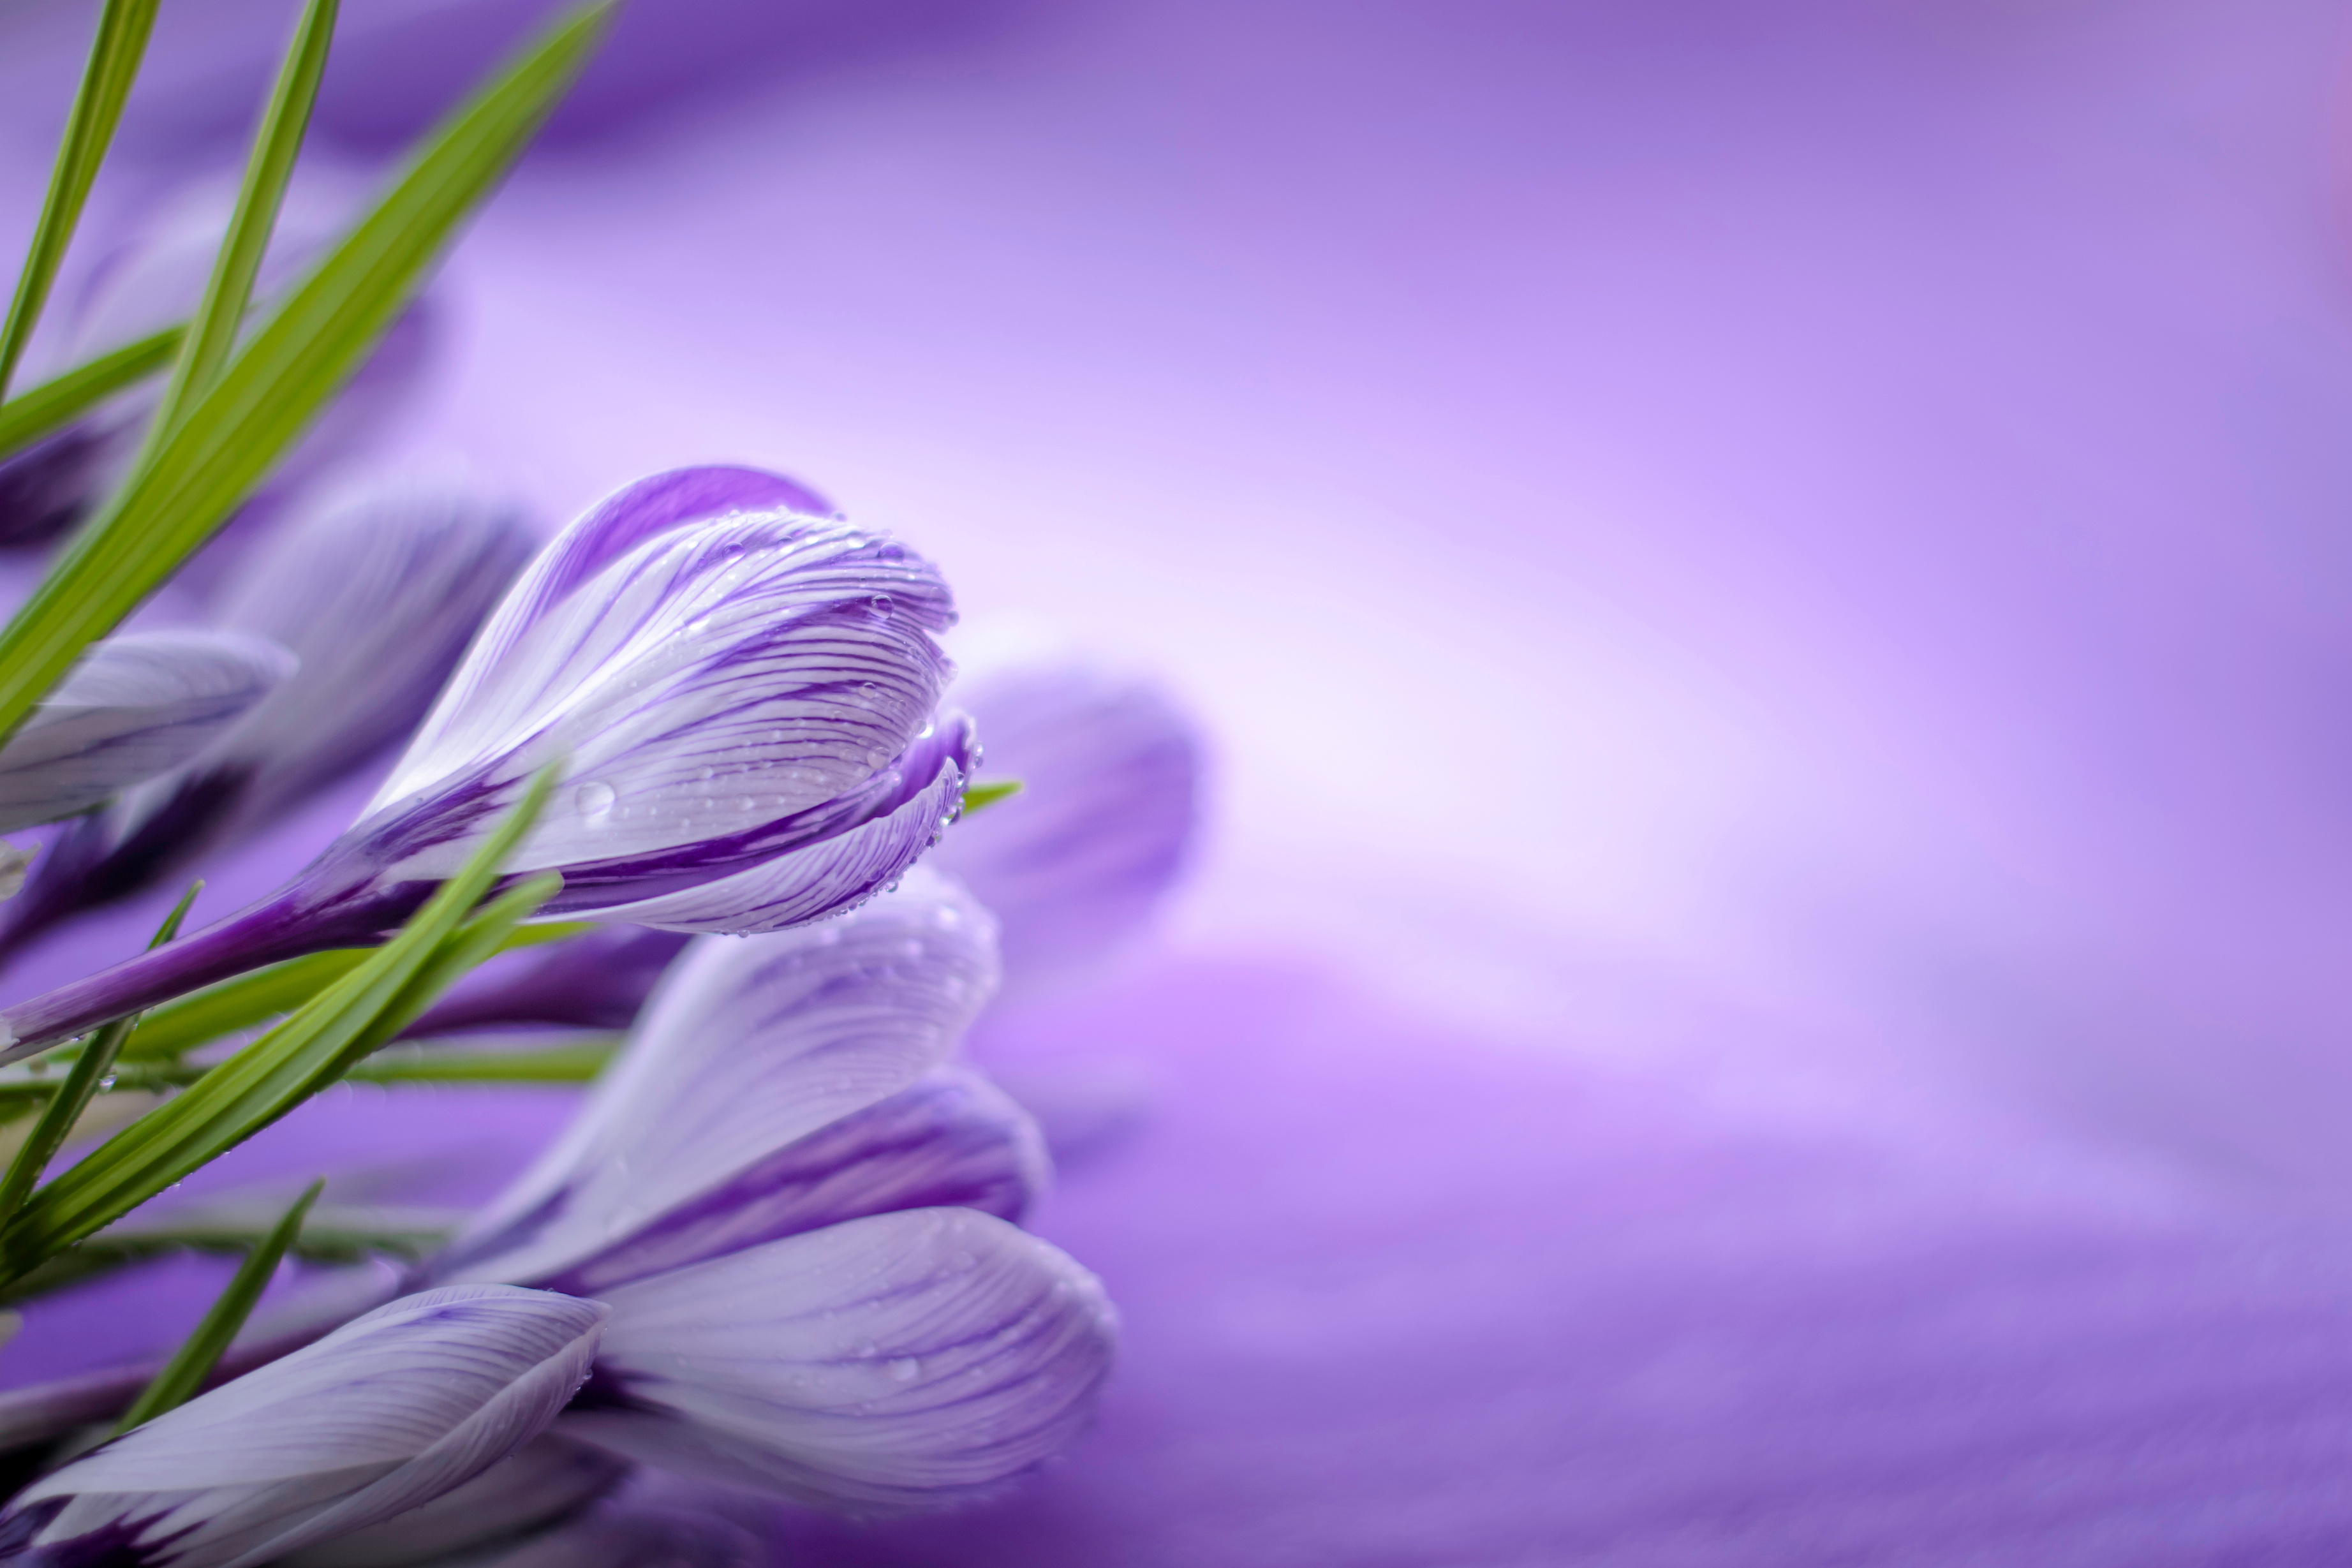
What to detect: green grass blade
<box><xmin>0</xmin><ymin>0</ymin><xmax>161</xmax><ymax>397</ymax></box>
<box><xmin>0</xmin><ymin>883</ymin><xmax>202</xmax><ymax>1217</ymax></box>
<box><xmin>125</xmin><ymin>920</ymin><xmax>593</xmax><ymax>1063</ymax></box>
<box><xmin>0</xmin><ymin>771</ymin><xmax>558</xmax><ymax>1281</ymax></box>
<box><xmin>114</xmin><ymin>1177</ymin><xmax>320</xmax><ymax>1432</ymax></box>
<box><xmin>348</xmin><ymin>1037</ymin><xmax>617</xmax><ymax>1084</ymax></box>
<box><xmin>0</xmin><ymin>324</ymin><xmax>180</xmax><ymax>462</ymax></box>
<box><xmin>124</xmin><ymin>949</ymin><xmax>369</xmax><ymax>1063</ymax></box>
<box><xmin>961</xmin><ymin>778</ymin><xmax>1025</xmax><ymax>816</ymax></box>
<box><xmin>149</xmin><ymin>0</ymin><xmax>337</xmax><ymax>433</ymax></box>
<box><xmin>0</xmin><ymin>2</ymin><xmax>614</xmax><ymax>749</ymax></box>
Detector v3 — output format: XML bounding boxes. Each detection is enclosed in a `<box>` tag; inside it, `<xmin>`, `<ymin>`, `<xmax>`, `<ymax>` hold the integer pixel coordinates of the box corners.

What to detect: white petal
<box><xmin>0</xmin><ymin>632</ymin><xmax>293</xmax><ymax>833</ymax></box>
<box><xmin>563</xmin><ymin>1209</ymin><xmax>1116</xmax><ymax>1510</ymax></box>
<box><xmin>436</xmin><ymin>869</ymin><xmax>998</xmax><ymax>1289</ymax></box>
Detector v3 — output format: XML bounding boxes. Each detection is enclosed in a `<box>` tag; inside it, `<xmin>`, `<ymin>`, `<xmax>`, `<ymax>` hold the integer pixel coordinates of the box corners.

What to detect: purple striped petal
<box><xmin>0</xmin><ymin>632</ymin><xmax>293</xmax><ymax>834</ymax></box>
<box><xmin>931</xmin><ymin>655</ymin><xmax>1201</xmax><ymax>986</ymax></box>
<box><xmin>0</xmin><ymin>1286</ymin><xmax>607</xmax><ymax>1568</ymax></box>
<box><xmin>433</xmin><ymin>870</ymin><xmax>998</xmax><ymax>1289</ymax></box>
<box><xmin>561</xmin><ymin>1209</ymin><xmax>1116</xmax><ymax>1511</ymax></box>
<box><xmin>573</xmin><ymin>716</ymin><xmax>974</xmax><ymax>931</ymax></box>
<box><xmin>530</xmin><ymin>1067</ymin><xmax>1047</xmax><ymax>1297</ymax></box>
<box><xmin>273</xmin><ymin>1438</ymin><xmax>628</xmax><ymax>1568</ymax></box>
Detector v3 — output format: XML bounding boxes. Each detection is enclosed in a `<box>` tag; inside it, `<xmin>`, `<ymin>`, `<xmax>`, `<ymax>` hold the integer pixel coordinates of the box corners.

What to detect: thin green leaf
<box><xmin>0</xmin><ymin>0</ymin><xmax>161</xmax><ymax>397</ymax></box>
<box><xmin>114</xmin><ymin>1178</ymin><xmax>321</xmax><ymax>1432</ymax></box>
<box><xmin>124</xmin><ymin>919</ymin><xmax>595</xmax><ymax>1064</ymax></box>
<box><xmin>0</xmin><ymin>769</ymin><xmax>559</xmax><ymax>1282</ymax></box>
<box><xmin>0</xmin><ymin>324</ymin><xmax>180</xmax><ymax>462</ymax></box>
<box><xmin>0</xmin><ymin>882</ymin><xmax>202</xmax><ymax>1217</ymax></box>
<box><xmin>961</xmin><ymin>778</ymin><xmax>1025</xmax><ymax>816</ymax></box>
<box><xmin>348</xmin><ymin>1037</ymin><xmax>617</xmax><ymax>1084</ymax></box>
<box><xmin>148</xmin><ymin>0</ymin><xmax>337</xmax><ymax>434</ymax></box>
<box><xmin>0</xmin><ymin>2</ymin><xmax>614</xmax><ymax>748</ymax></box>
<box><xmin>123</xmin><ymin>948</ymin><xmax>369</xmax><ymax>1063</ymax></box>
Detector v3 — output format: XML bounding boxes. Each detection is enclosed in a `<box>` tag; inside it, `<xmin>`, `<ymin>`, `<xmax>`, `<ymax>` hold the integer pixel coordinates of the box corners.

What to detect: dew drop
<box><xmin>574</xmin><ymin>781</ymin><xmax>618</xmax><ymax>820</ymax></box>
<box><xmin>868</xmin><ymin>594</ymin><xmax>894</xmax><ymax>617</ymax></box>
<box><xmin>887</xmin><ymin>1357</ymin><xmax>921</xmax><ymax>1382</ymax></box>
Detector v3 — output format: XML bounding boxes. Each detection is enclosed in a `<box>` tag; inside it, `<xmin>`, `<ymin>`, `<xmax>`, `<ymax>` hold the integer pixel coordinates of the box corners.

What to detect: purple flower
<box><xmin>416</xmin><ymin>871</ymin><xmax>1104</xmax><ymax>1509</ymax></box>
<box><xmin>0</xmin><ymin>1285</ymin><xmax>607</xmax><ymax>1568</ymax></box>
<box><xmin>0</xmin><ymin>632</ymin><xmax>292</xmax><ymax>836</ymax></box>
<box><xmin>0</xmin><ymin>466</ymin><xmax>974</xmax><ymax>1056</ymax></box>
<box><xmin>0</xmin><ymin>170</ymin><xmax>435</xmax><ymax>558</ymax></box>
<box><xmin>431</xmin><ymin>870</ymin><xmax>1030</xmax><ymax>1292</ymax></box>
<box><xmin>931</xmin><ymin>653</ymin><xmax>1202</xmax><ymax>989</ymax></box>
<box><xmin>0</xmin><ymin>471</ymin><xmax>534</xmax><ymax>954</ymax></box>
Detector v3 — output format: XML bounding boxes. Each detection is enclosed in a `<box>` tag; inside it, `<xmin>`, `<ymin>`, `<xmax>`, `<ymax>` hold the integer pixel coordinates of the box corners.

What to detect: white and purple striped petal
<box><xmin>357</xmin><ymin>475</ymin><xmax>951</xmax><ymax>884</ymax></box>
<box><xmin>0</xmin><ymin>632</ymin><xmax>293</xmax><ymax>834</ymax></box>
<box><xmin>0</xmin><ymin>1286</ymin><xmax>607</xmax><ymax>1568</ymax></box>
<box><xmin>515</xmin><ymin>1067</ymin><xmax>1047</xmax><ymax>1298</ymax></box>
<box><xmin>931</xmin><ymin>654</ymin><xmax>1201</xmax><ymax>986</ymax></box>
<box><xmin>434</xmin><ymin>870</ymin><xmax>1000</xmax><ymax>1289</ymax></box>
<box><xmin>559</xmin><ymin>1209</ymin><xmax>1116</xmax><ymax>1511</ymax></box>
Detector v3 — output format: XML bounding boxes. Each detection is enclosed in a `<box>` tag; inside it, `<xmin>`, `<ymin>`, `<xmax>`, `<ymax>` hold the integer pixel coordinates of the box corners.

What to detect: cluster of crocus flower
<box><xmin>0</xmin><ymin>873</ymin><xmax>1123</xmax><ymax>1568</ymax></box>
<box><xmin>0</xmin><ymin>169</ymin><xmax>1201</xmax><ymax>1564</ymax></box>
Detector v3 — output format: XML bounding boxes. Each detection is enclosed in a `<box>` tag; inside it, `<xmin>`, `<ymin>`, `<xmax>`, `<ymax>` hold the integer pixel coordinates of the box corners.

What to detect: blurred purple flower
<box><xmin>0</xmin><ymin>465</ymin><xmax>975</xmax><ymax>1055</ymax></box>
<box><xmin>932</xmin><ymin>654</ymin><xmax>1200</xmax><ymax>989</ymax></box>
<box><xmin>0</xmin><ymin>631</ymin><xmax>290</xmax><ymax>836</ymax></box>
<box><xmin>0</xmin><ymin>169</ymin><xmax>436</xmax><ymax>557</ymax></box>
<box><xmin>0</xmin><ymin>1285</ymin><xmax>606</xmax><ymax>1568</ymax></box>
<box><xmin>0</xmin><ymin>471</ymin><xmax>533</xmax><ymax>957</ymax></box>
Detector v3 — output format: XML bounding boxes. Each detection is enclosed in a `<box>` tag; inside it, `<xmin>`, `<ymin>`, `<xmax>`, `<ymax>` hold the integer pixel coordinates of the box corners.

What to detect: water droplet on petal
<box><xmin>575</xmin><ymin>781</ymin><xmax>618</xmax><ymax>821</ymax></box>
<box><xmin>887</xmin><ymin>1357</ymin><xmax>921</xmax><ymax>1382</ymax></box>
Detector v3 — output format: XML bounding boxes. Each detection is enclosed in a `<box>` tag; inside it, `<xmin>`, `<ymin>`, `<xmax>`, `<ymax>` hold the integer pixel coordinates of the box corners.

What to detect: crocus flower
<box><xmin>417</xmin><ymin>871</ymin><xmax>1104</xmax><ymax>1509</ymax></box>
<box><xmin>0</xmin><ymin>472</ymin><xmax>534</xmax><ymax>954</ymax></box>
<box><xmin>429</xmin><ymin>869</ymin><xmax>1028</xmax><ymax>1291</ymax></box>
<box><xmin>0</xmin><ymin>1285</ymin><xmax>607</xmax><ymax>1568</ymax></box>
<box><xmin>0</xmin><ymin>170</ymin><xmax>434</xmax><ymax>556</ymax></box>
<box><xmin>0</xmin><ymin>631</ymin><xmax>291</xmax><ymax>836</ymax></box>
<box><xmin>0</xmin><ymin>465</ymin><xmax>974</xmax><ymax>1056</ymax></box>
<box><xmin>931</xmin><ymin>653</ymin><xmax>1201</xmax><ymax>989</ymax></box>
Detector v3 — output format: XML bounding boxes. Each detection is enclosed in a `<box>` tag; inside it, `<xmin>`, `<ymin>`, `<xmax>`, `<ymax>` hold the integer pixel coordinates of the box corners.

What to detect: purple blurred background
<box><xmin>15</xmin><ymin>0</ymin><xmax>2352</xmax><ymax>1561</ymax></box>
